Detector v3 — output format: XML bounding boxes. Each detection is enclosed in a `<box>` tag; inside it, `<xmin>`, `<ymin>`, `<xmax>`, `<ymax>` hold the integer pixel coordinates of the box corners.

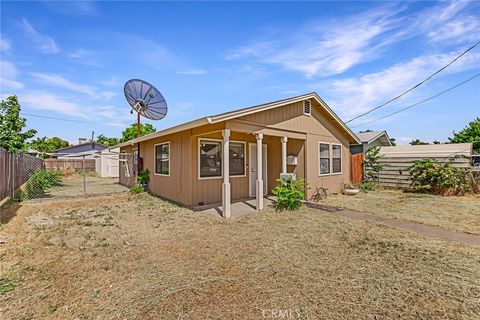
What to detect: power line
<box><xmin>351</xmin><ymin>73</ymin><xmax>480</xmax><ymax>128</ymax></box>
<box><xmin>21</xmin><ymin>113</ymin><xmax>121</xmax><ymax>127</ymax></box>
<box><xmin>346</xmin><ymin>41</ymin><xmax>480</xmax><ymax>123</ymax></box>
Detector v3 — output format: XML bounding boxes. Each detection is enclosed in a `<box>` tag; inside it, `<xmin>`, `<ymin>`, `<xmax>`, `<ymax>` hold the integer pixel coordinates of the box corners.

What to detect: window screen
<box><xmin>229</xmin><ymin>142</ymin><xmax>245</xmax><ymax>176</ymax></box>
<box><xmin>155</xmin><ymin>143</ymin><xmax>170</xmax><ymax>175</ymax></box>
<box><xmin>332</xmin><ymin>144</ymin><xmax>342</xmax><ymax>174</ymax></box>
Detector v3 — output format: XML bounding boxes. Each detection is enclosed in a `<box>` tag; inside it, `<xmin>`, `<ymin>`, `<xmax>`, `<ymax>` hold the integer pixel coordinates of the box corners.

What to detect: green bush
<box><xmin>362</xmin><ymin>146</ymin><xmax>385</xmax><ymax>191</ymax></box>
<box><xmin>409</xmin><ymin>159</ymin><xmax>473</xmax><ymax>195</ymax></box>
<box><xmin>129</xmin><ymin>183</ymin><xmax>145</xmax><ymax>194</ymax></box>
<box><xmin>137</xmin><ymin>169</ymin><xmax>150</xmax><ymax>185</ymax></box>
<box><xmin>272</xmin><ymin>178</ymin><xmax>306</xmax><ymax>211</ymax></box>
<box><xmin>23</xmin><ymin>170</ymin><xmax>64</xmax><ymax>199</ymax></box>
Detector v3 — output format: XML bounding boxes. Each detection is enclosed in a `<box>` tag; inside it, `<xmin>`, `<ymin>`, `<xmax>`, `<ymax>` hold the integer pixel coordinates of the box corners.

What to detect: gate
<box><xmin>350</xmin><ymin>153</ymin><xmax>363</xmax><ymax>185</ymax></box>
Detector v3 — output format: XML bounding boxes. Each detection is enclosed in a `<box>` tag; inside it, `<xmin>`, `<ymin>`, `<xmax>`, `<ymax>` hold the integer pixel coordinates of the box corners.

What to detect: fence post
<box><xmin>11</xmin><ymin>153</ymin><xmax>15</xmax><ymax>199</ymax></box>
<box><xmin>83</xmin><ymin>155</ymin><xmax>86</xmax><ymax>195</ymax></box>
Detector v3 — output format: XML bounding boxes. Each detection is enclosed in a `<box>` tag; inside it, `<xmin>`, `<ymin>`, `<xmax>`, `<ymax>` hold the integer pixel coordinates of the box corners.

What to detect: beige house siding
<box><xmin>119</xmin><ymin>99</ymin><xmax>353</xmax><ymax>207</ymax></box>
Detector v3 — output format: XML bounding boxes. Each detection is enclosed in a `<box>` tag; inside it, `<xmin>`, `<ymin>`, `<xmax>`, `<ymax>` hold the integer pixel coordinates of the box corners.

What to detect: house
<box><xmin>95</xmin><ymin>148</ymin><xmax>120</xmax><ymax>178</ymax></box>
<box><xmin>115</xmin><ymin>93</ymin><xmax>360</xmax><ymax>218</ymax></box>
<box><xmin>350</xmin><ymin>130</ymin><xmax>392</xmax><ymax>155</ymax></box>
<box><xmin>54</xmin><ymin>139</ymin><xmax>108</xmax><ymax>159</ymax></box>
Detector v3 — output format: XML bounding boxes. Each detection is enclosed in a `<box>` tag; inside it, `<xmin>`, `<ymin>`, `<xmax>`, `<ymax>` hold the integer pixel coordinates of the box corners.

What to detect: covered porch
<box><xmin>207</xmin><ymin>120</ymin><xmax>306</xmax><ymax>218</ymax></box>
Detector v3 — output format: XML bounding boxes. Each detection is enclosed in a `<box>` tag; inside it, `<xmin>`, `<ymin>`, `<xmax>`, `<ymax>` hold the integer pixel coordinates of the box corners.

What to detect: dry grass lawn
<box><xmin>1</xmin><ymin>192</ymin><xmax>479</xmax><ymax>319</ymax></box>
<box><xmin>321</xmin><ymin>190</ymin><xmax>480</xmax><ymax>235</ymax></box>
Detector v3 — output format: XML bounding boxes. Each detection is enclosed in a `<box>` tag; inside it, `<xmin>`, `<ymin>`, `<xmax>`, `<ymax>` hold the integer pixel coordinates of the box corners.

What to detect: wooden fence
<box><xmin>350</xmin><ymin>153</ymin><xmax>363</xmax><ymax>185</ymax></box>
<box><xmin>377</xmin><ymin>143</ymin><xmax>473</xmax><ymax>188</ymax></box>
<box><xmin>44</xmin><ymin>159</ymin><xmax>95</xmax><ymax>171</ymax></box>
<box><xmin>0</xmin><ymin>148</ymin><xmax>45</xmax><ymax>201</ymax></box>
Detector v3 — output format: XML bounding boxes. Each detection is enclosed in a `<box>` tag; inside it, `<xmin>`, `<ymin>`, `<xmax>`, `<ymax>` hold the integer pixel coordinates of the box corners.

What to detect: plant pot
<box><xmin>140</xmin><ymin>181</ymin><xmax>149</xmax><ymax>190</ymax></box>
<box><xmin>343</xmin><ymin>188</ymin><xmax>360</xmax><ymax>196</ymax></box>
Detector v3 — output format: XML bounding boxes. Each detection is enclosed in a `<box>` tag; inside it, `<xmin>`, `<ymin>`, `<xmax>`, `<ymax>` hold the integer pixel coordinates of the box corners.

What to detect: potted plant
<box><xmin>137</xmin><ymin>169</ymin><xmax>150</xmax><ymax>190</ymax></box>
<box><xmin>342</xmin><ymin>182</ymin><xmax>359</xmax><ymax>196</ymax></box>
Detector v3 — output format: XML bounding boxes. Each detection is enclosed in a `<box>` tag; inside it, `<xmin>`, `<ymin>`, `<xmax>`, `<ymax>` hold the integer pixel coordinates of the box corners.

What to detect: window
<box><xmin>319</xmin><ymin>143</ymin><xmax>330</xmax><ymax>175</ymax></box>
<box><xmin>155</xmin><ymin>142</ymin><xmax>170</xmax><ymax>175</ymax></box>
<box><xmin>199</xmin><ymin>140</ymin><xmax>222</xmax><ymax>178</ymax></box>
<box><xmin>303</xmin><ymin>100</ymin><xmax>311</xmax><ymax>115</ymax></box>
<box><xmin>319</xmin><ymin>143</ymin><xmax>342</xmax><ymax>175</ymax></box>
<box><xmin>230</xmin><ymin>142</ymin><xmax>245</xmax><ymax>176</ymax></box>
<box><xmin>332</xmin><ymin>144</ymin><xmax>342</xmax><ymax>174</ymax></box>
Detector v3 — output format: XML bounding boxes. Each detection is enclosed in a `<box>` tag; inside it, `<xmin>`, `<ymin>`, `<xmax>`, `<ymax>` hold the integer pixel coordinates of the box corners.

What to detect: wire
<box><xmin>351</xmin><ymin>73</ymin><xmax>480</xmax><ymax>128</ymax></box>
<box><xmin>346</xmin><ymin>41</ymin><xmax>480</xmax><ymax>123</ymax></box>
<box><xmin>21</xmin><ymin>113</ymin><xmax>121</xmax><ymax>127</ymax></box>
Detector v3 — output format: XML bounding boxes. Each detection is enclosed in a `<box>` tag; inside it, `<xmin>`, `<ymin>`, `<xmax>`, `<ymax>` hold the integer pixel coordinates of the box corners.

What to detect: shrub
<box><xmin>137</xmin><ymin>169</ymin><xmax>150</xmax><ymax>185</ymax></box>
<box><xmin>272</xmin><ymin>178</ymin><xmax>306</xmax><ymax>211</ymax></box>
<box><xmin>409</xmin><ymin>158</ymin><xmax>473</xmax><ymax>195</ymax></box>
<box><xmin>363</xmin><ymin>146</ymin><xmax>385</xmax><ymax>191</ymax></box>
<box><xmin>23</xmin><ymin>170</ymin><xmax>64</xmax><ymax>199</ymax></box>
<box><xmin>359</xmin><ymin>181</ymin><xmax>376</xmax><ymax>192</ymax></box>
<box><xmin>129</xmin><ymin>183</ymin><xmax>145</xmax><ymax>194</ymax></box>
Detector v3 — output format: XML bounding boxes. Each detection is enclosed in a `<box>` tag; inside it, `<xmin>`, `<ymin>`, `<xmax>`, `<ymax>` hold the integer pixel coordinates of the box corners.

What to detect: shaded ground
<box><xmin>1</xmin><ymin>192</ymin><xmax>479</xmax><ymax>319</ymax></box>
<box><xmin>321</xmin><ymin>190</ymin><xmax>480</xmax><ymax>235</ymax></box>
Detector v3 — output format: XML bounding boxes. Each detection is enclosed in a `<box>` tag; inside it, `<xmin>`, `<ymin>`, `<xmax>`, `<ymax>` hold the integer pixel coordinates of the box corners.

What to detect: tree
<box><xmin>120</xmin><ymin>123</ymin><xmax>156</xmax><ymax>142</ymax></box>
<box><xmin>449</xmin><ymin>117</ymin><xmax>480</xmax><ymax>153</ymax></box>
<box><xmin>410</xmin><ymin>139</ymin><xmax>428</xmax><ymax>145</ymax></box>
<box><xmin>389</xmin><ymin>137</ymin><xmax>397</xmax><ymax>146</ymax></box>
<box><xmin>363</xmin><ymin>146</ymin><xmax>385</xmax><ymax>184</ymax></box>
<box><xmin>96</xmin><ymin>134</ymin><xmax>120</xmax><ymax>147</ymax></box>
<box><xmin>0</xmin><ymin>95</ymin><xmax>37</xmax><ymax>152</ymax></box>
<box><xmin>30</xmin><ymin>136</ymin><xmax>69</xmax><ymax>157</ymax></box>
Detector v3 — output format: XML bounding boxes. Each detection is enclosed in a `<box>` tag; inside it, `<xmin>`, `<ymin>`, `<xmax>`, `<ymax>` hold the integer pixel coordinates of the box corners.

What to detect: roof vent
<box><xmin>303</xmin><ymin>100</ymin><xmax>311</xmax><ymax>115</ymax></box>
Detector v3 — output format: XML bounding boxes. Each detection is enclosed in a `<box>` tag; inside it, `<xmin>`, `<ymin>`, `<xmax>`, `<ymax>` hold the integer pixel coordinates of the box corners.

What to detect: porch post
<box><xmin>222</xmin><ymin>129</ymin><xmax>231</xmax><ymax>218</ymax></box>
<box><xmin>256</xmin><ymin>133</ymin><xmax>264</xmax><ymax>211</ymax></box>
<box><xmin>281</xmin><ymin>136</ymin><xmax>288</xmax><ymax>174</ymax></box>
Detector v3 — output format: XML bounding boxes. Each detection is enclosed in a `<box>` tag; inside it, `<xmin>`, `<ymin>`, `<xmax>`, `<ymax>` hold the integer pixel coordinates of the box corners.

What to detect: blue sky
<box><xmin>1</xmin><ymin>0</ymin><xmax>479</xmax><ymax>145</ymax></box>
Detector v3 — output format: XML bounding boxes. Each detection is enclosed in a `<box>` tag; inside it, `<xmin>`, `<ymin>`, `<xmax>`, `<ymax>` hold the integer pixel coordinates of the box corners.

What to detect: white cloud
<box><xmin>428</xmin><ymin>16</ymin><xmax>480</xmax><ymax>43</ymax></box>
<box><xmin>226</xmin><ymin>6</ymin><xmax>405</xmax><ymax>78</ymax></box>
<box><xmin>101</xmin><ymin>77</ymin><xmax>120</xmax><ymax>87</ymax></box>
<box><xmin>226</xmin><ymin>1</ymin><xmax>479</xmax><ymax>78</ymax></box>
<box><xmin>324</xmin><ymin>49</ymin><xmax>480</xmax><ymax>120</ymax></box>
<box><xmin>176</xmin><ymin>69</ymin><xmax>208</xmax><ymax>75</ymax></box>
<box><xmin>20</xmin><ymin>91</ymin><xmax>89</xmax><ymax>119</ymax></box>
<box><xmin>30</xmin><ymin>72</ymin><xmax>96</xmax><ymax>97</ymax></box>
<box><xmin>0</xmin><ymin>36</ymin><xmax>11</xmax><ymax>52</ymax></box>
<box><xmin>68</xmin><ymin>48</ymin><xmax>92</xmax><ymax>59</ymax></box>
<box><xmin>43</xmin><ymin>1</ymin><xmax>98</xmax><ymax>16</ymax></box>
<box><xmin>19</xmin><ymin>18</ymin><xmax>59</xmax><ymax>54</ymax></box>
<box><xmin>0</xmin><ymin>60</ymin><xmax>24</xmax><ymax>90</ymax></box>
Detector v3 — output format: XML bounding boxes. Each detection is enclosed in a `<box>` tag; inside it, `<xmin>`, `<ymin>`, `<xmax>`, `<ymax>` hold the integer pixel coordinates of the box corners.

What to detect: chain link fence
<box><xmin>1</xmin><ymin>148</ymin><xmax>126</xmax><ymax>203</ymax></box>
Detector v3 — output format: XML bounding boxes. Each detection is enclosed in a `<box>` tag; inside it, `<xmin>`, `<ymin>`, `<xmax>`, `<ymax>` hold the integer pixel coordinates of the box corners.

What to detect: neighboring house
<box><xmin>115</xmin><ymin>93</ymin><xmax>360</xmax><ymax>217</ymax></box>
<box><xmin>350</xmin><ymin>130</ymin><xmax>392</xmax><ymax>155</ymax></box>
<box><xmin>95</xmin><ymin>148</ymin><xmax>120</xmax><ymax>178</ymax></box>
<box><xmin>54</xmin><ymin>140</ymin><xmax>108</xmax><ymax>159</ymax></box>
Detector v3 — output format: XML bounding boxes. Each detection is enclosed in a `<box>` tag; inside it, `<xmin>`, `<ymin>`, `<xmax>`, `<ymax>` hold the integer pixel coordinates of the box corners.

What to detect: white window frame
<box><xmin>331</xmin><ymin>143</ymin><xmax>342</xmax><ymax>175</ymax></box>
<box><xmin>230</xmin><ymin>140</ymin><xmax>247</xmax><ymax>178</ymax></box>
<box><xmin>154</xmin><ymin>141</ymin><xmax>170</xmax><ymax>177</ymax></box>
<box><xmin>303</xmin><ymin>100</ymin><xmax>312</xmax><ymax>116</ymax></box>
<box><xmin>318</xmin><ymin>142</ymin><xmax>331</xmax><ymax>176</ymax></box>
<box><xmin>198</xmin><ymin>138</ymin><xmax>223</xmax><ymax>180</ymax></box>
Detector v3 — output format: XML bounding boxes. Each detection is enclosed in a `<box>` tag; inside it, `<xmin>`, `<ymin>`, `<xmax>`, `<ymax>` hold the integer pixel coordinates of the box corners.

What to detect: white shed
<box><xmin>95</xmin><ymin>148</ymin><xmax>120</xmax><ymax>178</ymax></box>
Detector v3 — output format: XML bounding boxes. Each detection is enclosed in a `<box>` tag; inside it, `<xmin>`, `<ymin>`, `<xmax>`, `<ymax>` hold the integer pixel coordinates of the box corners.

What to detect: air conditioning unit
<box><xmin>287</xmin><ymin>155</ymin><xmax>298</xmax><ymax>165</ymax></box>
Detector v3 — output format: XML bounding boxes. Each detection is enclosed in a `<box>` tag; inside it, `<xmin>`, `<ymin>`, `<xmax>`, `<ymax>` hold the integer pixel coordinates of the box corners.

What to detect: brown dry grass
<box><xmin>321</xmin><ymin>190</ymin><xmax>480</xmax><ymax>235</ymax></box>
<box><xmin>1</xmin><ymin>192</ymin><xmax>479</xmax><ymax>319</ymax></box>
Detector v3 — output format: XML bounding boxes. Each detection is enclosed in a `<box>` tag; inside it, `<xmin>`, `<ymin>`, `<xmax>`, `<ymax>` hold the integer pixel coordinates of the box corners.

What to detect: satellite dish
<box><xmin>123</xmin><ymin>79</ymin><xmax>167</xmax><ymax>173</ymax></box>
<box><xmin>124</xmin><ymin>79</ymin><xmax>167</xmax><ymax>121</ymax></box>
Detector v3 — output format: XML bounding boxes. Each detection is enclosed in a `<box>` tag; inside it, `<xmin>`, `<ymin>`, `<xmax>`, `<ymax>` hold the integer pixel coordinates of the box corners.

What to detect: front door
<box><xmin>249</xmin><ymin>143</ymin><xmax>267</xmax><ymax>197</ymax></box>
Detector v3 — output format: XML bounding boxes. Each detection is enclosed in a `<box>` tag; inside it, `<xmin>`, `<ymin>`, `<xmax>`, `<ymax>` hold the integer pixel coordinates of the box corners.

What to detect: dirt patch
<box><xmin>1</xmin><ymin>193</ymin><xmax>479</xmax><ymax>319</ymax></box>
<box><xmin>321</xmin><ymin>190</ymin><xmax>480</xmax><ymax>235</ymax></box>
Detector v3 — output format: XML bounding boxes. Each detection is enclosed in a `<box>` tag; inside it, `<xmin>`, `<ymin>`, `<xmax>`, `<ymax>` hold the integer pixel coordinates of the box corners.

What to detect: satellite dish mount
<box><xmin>124</xmin><ymin>79</ymin><xmax>168</xmax><ymax>174</ymax></box>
